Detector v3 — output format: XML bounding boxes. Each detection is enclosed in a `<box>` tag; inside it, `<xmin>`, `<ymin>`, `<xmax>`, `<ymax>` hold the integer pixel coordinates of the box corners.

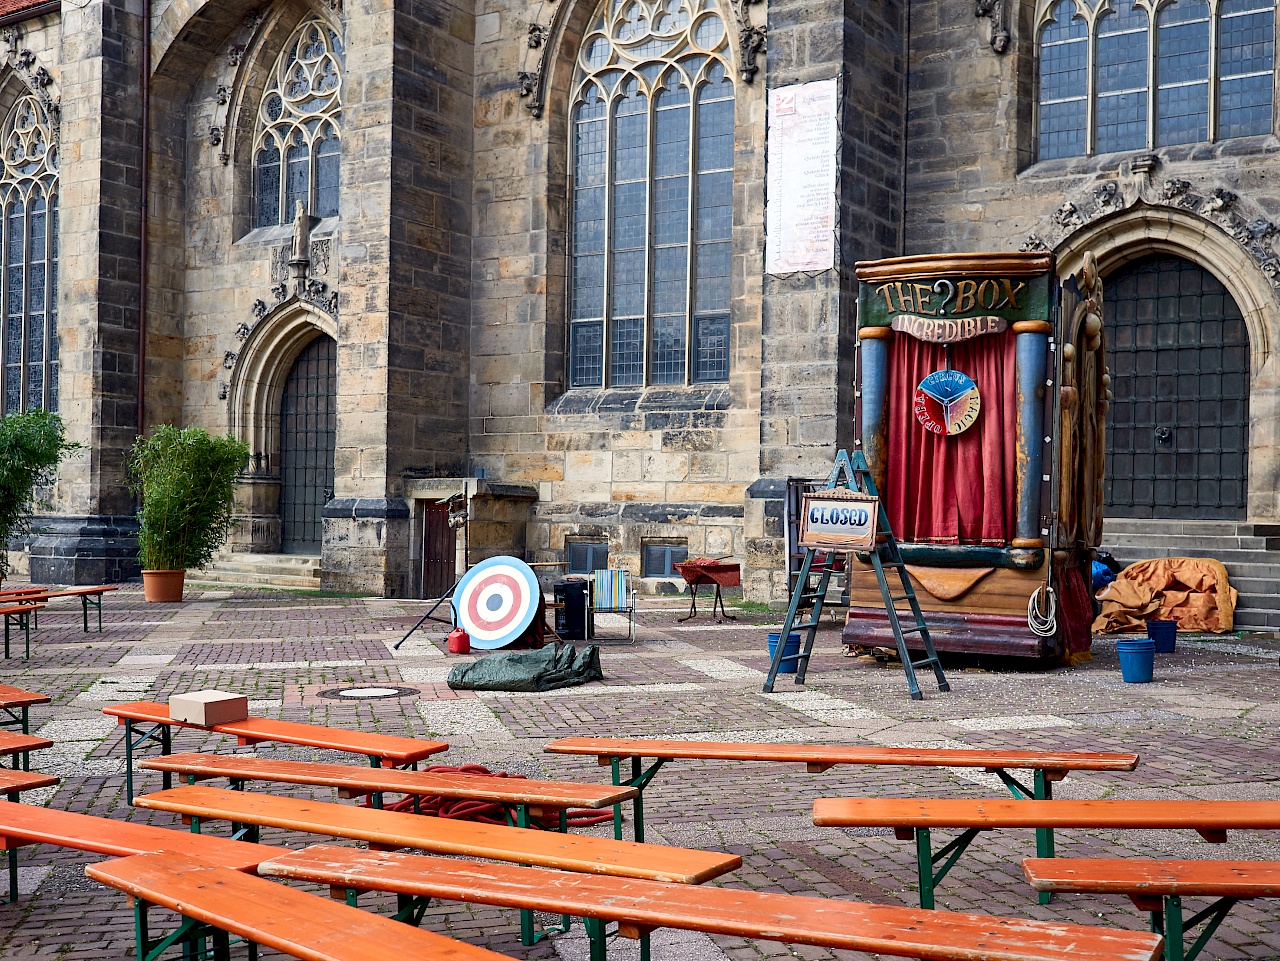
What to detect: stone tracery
<box><xmin>0</xmin><ymin>91</ymin><xmax>57</xmax><ymax>414</ymax></box>
<box><xmin>253</xmin><ymin>19</ymin><xmax>344</xmax><ymax>227</ymax></box>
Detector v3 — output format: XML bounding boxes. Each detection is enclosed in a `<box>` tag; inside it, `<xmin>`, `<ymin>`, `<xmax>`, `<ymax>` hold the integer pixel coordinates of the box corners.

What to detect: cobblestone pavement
<box><xmin>0</xmin><ymin>584</ymin><xmax>1278</xmax><ymax>960</ymax></box>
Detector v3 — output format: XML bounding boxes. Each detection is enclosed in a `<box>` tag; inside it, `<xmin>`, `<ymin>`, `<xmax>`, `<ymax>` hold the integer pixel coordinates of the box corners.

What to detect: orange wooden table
<box><xmin>104</xmin><ymin>700</ymin><xmax>449</xmax><ymax>799</ymax></box>
<box><xmin>813</xmin><ymin>797</ymin><xmax>1280</xmax><ymax>909</ymax></box>
<box><xmin>0</xmin><ymin>684</ymin><xmax>49</xmax><ymax>736</ymax></box>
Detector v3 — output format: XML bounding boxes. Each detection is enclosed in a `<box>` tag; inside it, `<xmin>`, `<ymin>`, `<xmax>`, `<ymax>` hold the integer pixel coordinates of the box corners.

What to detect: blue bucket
<box><xmin>1117</xmin><ymin>638</ymin><xmax>1155</xmax><ymax>683</ymax></box>
<box><xmin>1147</xmin><ymin>619</ymin><xmax>1176</xmax><ymax>653</ymax></box>
<box><xmin>767</xmin><ymin>632</ymin><xmax>802</xmax><ymax>674</ymax></box>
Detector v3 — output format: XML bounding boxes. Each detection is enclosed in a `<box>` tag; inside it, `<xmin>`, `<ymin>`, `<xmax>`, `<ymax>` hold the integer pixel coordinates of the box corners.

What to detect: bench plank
<box><xmin>260</xmin><ymin>845</ymin><xmax>1163</xmax><ymax>961</ymax></box>
<box><xmin>134</xmin><ymin>785</ymin><xmax>740</xmax><ymax>884</ymax></box>
<box><xmin>86</xmin><ymin>851</ymin><xmax>513</xmax><ymax>961</ymax></box>
<box><xmin>813</xmin><ymin>798</ymin><xmax>1280</xmax><ymax>830</ymax></box>
<box><xmin>0</xmin><ymin>771</ymin><xmax>58</xmax><ymax>794</ymax></box>
<box><xmin>141</xmin><ymin>752</ymin><xmax>638</xmax><ymax>808</ymax></box>
<box><xmin>547</xmin><ymin>736</ymin><xmax>1140</xmax><ymax>771</ymax></box>
<box><xmin>0</xmin><ymin>732</ymin><xmax>52</xmax><ymax>758</ymax></box>
<box><xmin>0</xmin><ymin>800</ymin><xmax>279</xmax><ymax>871</ymax></box>
<box><xmin>1023</xmin><ymin>858</ymin><xmax>1280</xmax><ymax>898</ymax></box>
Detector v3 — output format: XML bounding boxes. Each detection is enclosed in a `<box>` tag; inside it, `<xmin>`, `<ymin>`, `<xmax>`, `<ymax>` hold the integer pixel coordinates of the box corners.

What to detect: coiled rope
<box><xmin>1027</xmin><ymin>584</ymin><xmax>1058</xmax><ymax>638</ymax></box>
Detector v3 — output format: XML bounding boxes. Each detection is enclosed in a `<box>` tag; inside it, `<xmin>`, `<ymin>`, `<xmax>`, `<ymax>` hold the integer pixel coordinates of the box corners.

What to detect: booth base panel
<box><xmin>842</xmin><ymin>608</ymin><xmax>1062</xmax><ymax>659</ymax></box>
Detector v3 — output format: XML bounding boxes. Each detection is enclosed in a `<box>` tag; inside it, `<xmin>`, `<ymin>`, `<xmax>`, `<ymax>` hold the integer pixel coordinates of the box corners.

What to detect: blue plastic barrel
<box><xmin>1117</xmin><ymin>638</ymin><xmax>1155</xmax><ymax>683</ymax></box>
<box><xmin>1146</xmin><ymin>619</ymin><xmax>1176</xmax><ymax>653</ymax></box>
<box><xmin>767</xmin><ymin>632</ymin><xmax>802</xmax><ymax>674</ymax></box>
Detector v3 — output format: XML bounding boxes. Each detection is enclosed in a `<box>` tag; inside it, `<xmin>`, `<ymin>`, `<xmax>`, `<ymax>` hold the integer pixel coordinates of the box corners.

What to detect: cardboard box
<box><xmin>169</xmin><ymin>690</ymin><xmax>249</xmax><ymax>726</ymax></box>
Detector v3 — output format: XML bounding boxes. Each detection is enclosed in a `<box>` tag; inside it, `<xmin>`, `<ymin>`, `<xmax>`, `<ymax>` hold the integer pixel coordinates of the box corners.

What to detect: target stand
<box><xmin>396</xmin><ymin>556</ymin><xmax>542</xmax><ymax>650</ymax></box>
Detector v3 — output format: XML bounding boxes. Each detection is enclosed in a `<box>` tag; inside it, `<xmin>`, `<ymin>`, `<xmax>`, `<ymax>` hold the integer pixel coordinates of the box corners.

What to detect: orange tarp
<box><xmin>1092</xmin><ymin>557</ymin><xmax>1237</xmax><ymax>634</ymax></box>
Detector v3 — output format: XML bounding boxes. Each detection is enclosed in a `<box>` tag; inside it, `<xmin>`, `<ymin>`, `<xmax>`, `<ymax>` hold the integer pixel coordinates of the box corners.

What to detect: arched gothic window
<box><xmin>0</xmin><ymin>94</ymin><xmax>57</xmax><ymax>414</ymax></box>
<box><xmin>254</xmin><ymin>19</ymin><xmax>343</xmax><ymax>227</ymax></box>
<box><xmin>1036</xmin><ymin>0</ymin><xmax>1274</xmax><ymax>160</ymax></box>
<box><xmin>569</xmin><ymin>0</ymin><xmax>734</xmax><ymax>388</ymax></box>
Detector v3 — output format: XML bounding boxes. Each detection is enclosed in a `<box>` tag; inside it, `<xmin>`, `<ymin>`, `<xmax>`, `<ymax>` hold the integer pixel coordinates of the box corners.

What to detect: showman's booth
<box><xmin>843</xmin><ymin>252</ymin><xmax>1109</xmax><ymax>661</ymax></box>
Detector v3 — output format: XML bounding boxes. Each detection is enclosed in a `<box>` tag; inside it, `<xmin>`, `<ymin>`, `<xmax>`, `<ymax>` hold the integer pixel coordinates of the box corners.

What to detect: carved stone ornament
<box><xmin>1205</xmin><ymin>187</ymin><xmax>1237</xmax><ymax>214</ymax></box>
<box><xmin>218</xmin><ymin>382</ymin><xmax>230</xmax><ymax>400</ymax></box>
<box><xmin>215</xmin><ymin>85</ymin><xmax>230</xmax><ymax>106</ymax></box>
<box><xmin>527</xmin><ymin>22</ymin><xmax>549</xmax><ymax>48</ymax></box>
<box><xmin>309</xmin><ymin>239</ymin><xmax>331</xmax><ymax>275</ymax></box>
<box><xmin>271</xmin><ymin>281</ymin><xmax>288</xmax><ymax>302</ymax></box>
<box><xmin>974</xmin><ymin>0</ymin><xmax>1010</xmax><ymax>53</ymax></box>
<box><xmin>223</xmin><ymin>350</ymin><xmax>237</xmax><ymax>370</ymax></box>
<box><xmin>243</xmin><ymin>7</ymin><xmax>266</xmax><ymax>30</ymax></box>
<box><xmin>251</xmin><ymin>299</ymin><xmax>268</xmax><ymax>319</ymax></box>
<box><xmin>1052</xmin><ymin>202</ymin><xmax>1082</xmax><ymax>231</ymax></box>
<box><xmin>517</xmin><ymin>70</ymin><xmax>538</xmax><ymax>99</ymax></box>
<box><xmin>236</xmin><ymin>322</ymin><xmax>252</xmax><ymax>341</ymax></box>
<box><xmin>228</xmin><ymin>44</ymin><xmax>246</xmax><ymax>67</ymax></box>
<box><xmin>0</xmin><ymin>29</ymin><xmax>18</xmax><ymax>59</ymax></box>
<box><xmin>1131</xmin><ymin>153</ymin><xmax>1159</xmax><ymax>177</ymax></box>
<box><xmin>1019</xmin><ymin>235</ymin><xmax>1049</xmax><ymax>253</ymax></box>
<box><xmin>1093</xmin><ymin>180</ymin><xmax>1119</xmax><ymax>213</ymax></box>
<box><xmin>209</xmin><ymin>125</ymin><xmax>223</xmax><ymax>147</ymax></box>
<box><xmin>730</xmin><ymin>0</ymin><xmax>766</xmax><ymax>82</ymax></box>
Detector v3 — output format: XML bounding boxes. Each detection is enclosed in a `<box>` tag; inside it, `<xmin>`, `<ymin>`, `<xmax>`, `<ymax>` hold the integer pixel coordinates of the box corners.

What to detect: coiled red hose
<box><xmin>360</xmin><ymin>763</ymin><xmax>618</xmax><ymax>827</ymax></box>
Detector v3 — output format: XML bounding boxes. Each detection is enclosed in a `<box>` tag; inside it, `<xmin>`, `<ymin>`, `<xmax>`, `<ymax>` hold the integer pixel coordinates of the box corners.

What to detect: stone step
<box><xmin>1099</xmin><ymin>545</ymin><xmax>1280</xmax><ymax>567</ymax></box>
<box><xmin>1102</xmin><ymin>518</ymin><xmax>1246</xmax><ymax>536</ymax></box>
<box><xmin>187</xmin><ymin>569</ymin><xmax>321</xmax><ymax>590</ymax></box>
<box><xmin>1100</xmin><ymin>535</ymin><xmax>1277</xmax><ymax>553</ymax></box>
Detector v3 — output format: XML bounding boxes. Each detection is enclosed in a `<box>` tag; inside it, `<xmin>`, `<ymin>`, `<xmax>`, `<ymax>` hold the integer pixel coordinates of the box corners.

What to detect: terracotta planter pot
<box><xmin>142</xmin><ymin>570</ymin><xmax>185</xmax><ymax>603</ymax></box>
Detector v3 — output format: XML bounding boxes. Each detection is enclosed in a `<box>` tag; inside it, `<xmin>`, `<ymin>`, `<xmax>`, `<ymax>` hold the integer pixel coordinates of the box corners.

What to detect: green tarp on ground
<box><xmin>446</xmin><ymin>643</ymin><xmax>604</xmax><ymax>693</ymax></box>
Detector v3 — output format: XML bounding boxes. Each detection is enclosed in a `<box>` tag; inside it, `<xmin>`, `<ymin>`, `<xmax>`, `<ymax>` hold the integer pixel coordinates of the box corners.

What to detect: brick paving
<box><xmin>0</xmin><ymin>583</ymin><xmax>1277</xmax><ymax>960</ymax></box>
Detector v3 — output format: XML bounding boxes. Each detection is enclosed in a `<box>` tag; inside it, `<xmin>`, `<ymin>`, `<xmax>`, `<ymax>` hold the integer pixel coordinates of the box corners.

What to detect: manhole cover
<box><xmin>319</xmin><ymin>686</ymin><xmax>420</xmax><ymax>701</ymax></box>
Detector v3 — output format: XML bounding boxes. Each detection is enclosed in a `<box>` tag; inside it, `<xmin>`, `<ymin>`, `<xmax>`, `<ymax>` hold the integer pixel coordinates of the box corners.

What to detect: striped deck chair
<box><xmin>590</xmin><ymin>569</ymin><xmax>636</xmax><ymax>642</ymax></box>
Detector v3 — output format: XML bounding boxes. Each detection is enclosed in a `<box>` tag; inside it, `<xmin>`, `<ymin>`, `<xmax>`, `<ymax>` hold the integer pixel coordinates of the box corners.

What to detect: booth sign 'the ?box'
<box><xmin>169</xmin><ymin>690</ymin><xmax>249</xmax><ymax>726</ymax></box>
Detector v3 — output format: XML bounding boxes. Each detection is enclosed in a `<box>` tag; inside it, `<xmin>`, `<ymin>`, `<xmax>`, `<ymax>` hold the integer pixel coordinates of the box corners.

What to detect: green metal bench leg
<box><xmin>124</xmin><ymin>719</ymin><xmax>135</xmax><ymax>800</ymax></box>
<box><xmin>584</xmin><ymin>916</ymin><xmax>608</xmax><ymax>961</ymax></box>
<box><xmin>22</xmin><ymin>612</ymin><xmax>29</xmax><ymax>660</ymax></box>
<box><xmin>631</xmin><ymin>756</ymin><xmax>645</xmax><ymax>843</ymax></box>
<box><xmin>915</xmin><ymin>828</ymin><xmax>935</xmax><ymax>909</ymax></box>
<box><xmin>6</xmin><ymin>846</ymin><xmax>16</xmax><ymax>902</ymax></box>
<box><xmin>1033</xmin><ymin>770</ymin><xmax>1055</xmax><ymax>904</ymax></box>
<box><xmin>1164</xmin><ymin>895</ymin><xmax>1185</xmax><ymax>961</ymax></box>
<box><xmin>211</xmin><ymin>929</ymin><xmax>231</xmax><ymax>961</ymax></box>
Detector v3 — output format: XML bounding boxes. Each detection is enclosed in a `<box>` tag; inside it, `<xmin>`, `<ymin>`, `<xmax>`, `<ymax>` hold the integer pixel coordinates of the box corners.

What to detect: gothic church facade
<box><xmin>5</xmin><ymin>0</ymin><xmax>1277</xmax><ymax>598</ymax></box>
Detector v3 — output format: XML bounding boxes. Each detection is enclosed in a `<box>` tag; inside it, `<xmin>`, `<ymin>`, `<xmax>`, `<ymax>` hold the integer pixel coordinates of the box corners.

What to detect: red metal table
<box><xmin>674</xmin><ymin>560</ymin><xmax>740</xmax><ymax>622</ymax></box>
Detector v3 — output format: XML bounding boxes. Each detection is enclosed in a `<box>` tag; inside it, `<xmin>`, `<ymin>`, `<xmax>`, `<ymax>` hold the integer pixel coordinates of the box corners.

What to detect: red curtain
<box><xmin>884</xmin><ymin>330</ymin><xmax>1017</xmax><ymax>544</ymax></box>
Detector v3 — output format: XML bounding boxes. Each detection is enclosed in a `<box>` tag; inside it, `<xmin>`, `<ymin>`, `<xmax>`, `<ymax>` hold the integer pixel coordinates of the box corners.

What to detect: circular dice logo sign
<box><xmin>455</xmin><ymin>555</ymin><xmax>541</xmax><ymax>649</ymax></box>
<box><xmin>914</xmin><ymin>369</ymin><xmax>981</xmax><ymax>436</ymax></box>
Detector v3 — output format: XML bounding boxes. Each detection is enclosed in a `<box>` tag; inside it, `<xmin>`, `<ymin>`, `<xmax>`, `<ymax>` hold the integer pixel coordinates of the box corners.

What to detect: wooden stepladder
<box><xmin>763</xmin><ymin>450</ymin><xmax>950</xmax><ymax>700</ymax></box>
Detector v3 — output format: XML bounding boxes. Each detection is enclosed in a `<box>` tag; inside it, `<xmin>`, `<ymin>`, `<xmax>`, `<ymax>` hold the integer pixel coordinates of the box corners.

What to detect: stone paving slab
<box><xmin>0</xmin><ymin>583</ymin><xmax>1277</xmax><ymax>959</ymax></box>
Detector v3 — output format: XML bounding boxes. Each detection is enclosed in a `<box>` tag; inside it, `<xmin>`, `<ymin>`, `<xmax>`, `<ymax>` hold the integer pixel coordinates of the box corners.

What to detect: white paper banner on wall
<box><xmin>764</xmin><ymin>78</ymin><xmax>839</xmax><ymax>275</ymax></box>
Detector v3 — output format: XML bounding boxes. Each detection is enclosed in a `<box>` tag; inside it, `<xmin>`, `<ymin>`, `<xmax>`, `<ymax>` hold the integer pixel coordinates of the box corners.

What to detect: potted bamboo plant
<box><xmin>129</xmin><ymin>425</ymin><xmax>250</xmax><ymax>602</ymax></box>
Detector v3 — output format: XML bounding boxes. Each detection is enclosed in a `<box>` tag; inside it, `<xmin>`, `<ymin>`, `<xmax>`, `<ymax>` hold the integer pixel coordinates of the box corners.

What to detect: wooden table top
<box><xmin>104</xmin><ymin>701</ymin><xmax>449</xmax><ymax>765</ymax></box>
<box><xmin>814</xmin><ymin>798</ymin><xmax>1280</xmax><ymax>830</ymax></box>
<box><xmin>259</xmin><ymin>845</ymin><xmax>1163</xmax><ymax>961</ymax></box>
<box><xmin>0</xmin><ymin>685</ymin><xmax>50</xmax><ymax>709</ymax></box>
<box><xmin>1022</xmin><ymin>857</ymin><xmax>1280</xmax><ymax>898</ymax></box>
<box><xmin>0</xmin><ymin>800</ymin><xmax>279</xmax><ymax>872</ymax></box>
<box><xmin>547</xmin><ymin>737</ymin><xmax>1140</xmax><ymax>772</ymax></box>
<box><xmin>134</xmin><ymin>785</ymin><xmax>740</xmax><ymax>884</ymax></box>
<box><xmin>140</xmin><ymin>752</ymin><xmax>637</xmax><ymax>808</ymax></box>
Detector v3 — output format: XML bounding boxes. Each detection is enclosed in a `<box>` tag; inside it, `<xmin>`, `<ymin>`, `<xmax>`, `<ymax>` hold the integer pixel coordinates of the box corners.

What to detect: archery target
<box><xmin>455</xmin><ymin>556</ymin><xmax>541</xmax><ymax>649</ymax></box>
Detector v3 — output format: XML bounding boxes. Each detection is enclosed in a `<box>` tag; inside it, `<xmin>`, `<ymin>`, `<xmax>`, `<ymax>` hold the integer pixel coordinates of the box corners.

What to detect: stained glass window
<box><xmin>1156</xmin><ymin>0</ymin><xmax>1210</xmax><ymax>146</ymax></box>
<box><xmin>1096</xmin><ymin>3</ymin><xmax>1149</xmax><ymax>153</ymax></box>
<box><xmin>1219</xmin><ymin>0</ymin><xmax>1274</xmax><ymax>139</ymax></box>
<box><xmin>569</xmin><ymin>0</ymin><xmax>733</xmax><ymax>388</ymax></box>
<box><xmin>254</xmin><ymin>19</ymin><xmax>343</xmax><ymax>227</ymax></box>
<box><xmin>1036</xmin><ymin>0</ymin><xmax>1274</xmax><ymax>159</ymax></box>
<box><xmin>0</xmin><ymin>94</ymin><xmax>57</xmax><ymax>414</ymax></box>
<box><xmin>1038</xmin><ymin>0</ymin><xmax>1088</xmax><ymax>161</ymax></box>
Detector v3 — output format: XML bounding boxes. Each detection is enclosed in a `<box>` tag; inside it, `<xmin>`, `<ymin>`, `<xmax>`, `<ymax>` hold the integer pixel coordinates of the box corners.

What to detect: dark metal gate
<box><xmin>419</xmin><ymin>502</ymin><xmax>456</xmax><ymax>598</ymax></box>
<box><xmin>1103</xmin><ymin>255</ymin><xmax>1249</xmax><ymax>519</ymax></box>
<box><xmin>280</xmin><ymin>334</ymin><xmax>337</xmax><ymax>552</ymax></box>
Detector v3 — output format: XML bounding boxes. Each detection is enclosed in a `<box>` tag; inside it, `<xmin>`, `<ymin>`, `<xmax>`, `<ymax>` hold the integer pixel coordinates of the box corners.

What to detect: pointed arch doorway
<box><xmin>1103</xmin><ymin>254</ymin><xmax>1250</xmax><ymax>519</ymax></box>
<box><xmin>279</xmin><ymin>333</ymin><xmax>336</xmax><ymax>552</ymax></box>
